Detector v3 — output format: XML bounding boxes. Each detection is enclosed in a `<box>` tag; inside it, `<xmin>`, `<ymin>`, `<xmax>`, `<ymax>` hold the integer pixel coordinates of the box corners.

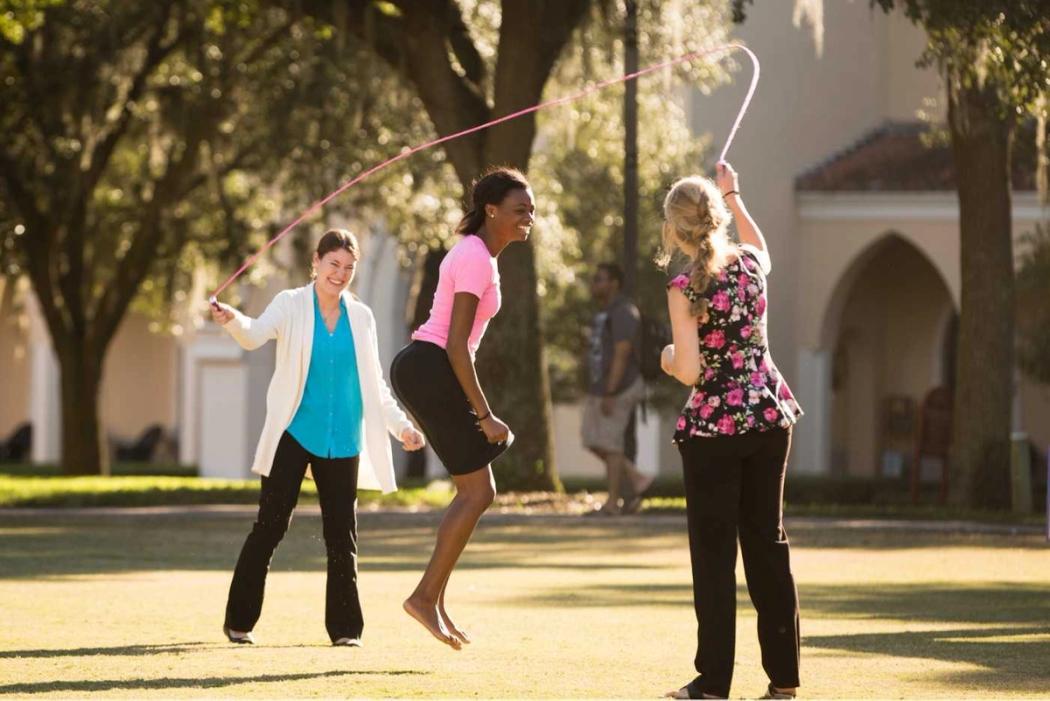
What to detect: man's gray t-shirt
<box><xmin>588</xmin><ymin>295</ymin><xmax>641</xmax><ymax>396</ymax></box>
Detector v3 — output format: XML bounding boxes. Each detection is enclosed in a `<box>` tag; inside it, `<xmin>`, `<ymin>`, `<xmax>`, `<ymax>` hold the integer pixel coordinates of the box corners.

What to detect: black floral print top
<box><xmin>667</xmin><ymin>245</ymin><xmax>802</xmax><ymax>443</ymax></box>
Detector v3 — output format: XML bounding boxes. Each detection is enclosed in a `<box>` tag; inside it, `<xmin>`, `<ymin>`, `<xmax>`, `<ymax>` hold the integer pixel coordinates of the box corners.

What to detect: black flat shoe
<box><xmin>223</xmin><ymin>625</ymin><xmax>255</xmax><ymax>644</ymax></box>
<box><xmin>664</xmin><ymin>679</ymin><xmax>723</xmax><ymax>699</ymax></box>
<box><xmin>759</xmin><ymin>684</ymin><xmax>796</xmax><ymax>699</ymax></box>
<box><xmin>332</xmin><ymin>637</ymin><xmax>362</xmax><ymax>647</ymax></box>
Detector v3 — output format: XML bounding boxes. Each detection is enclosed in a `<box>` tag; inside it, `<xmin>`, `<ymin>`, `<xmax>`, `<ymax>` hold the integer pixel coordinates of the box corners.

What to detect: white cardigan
<box><xmin>222</xmin><ymin>283</ymin><xmax>414</xmax><ymax>493</ymax></box>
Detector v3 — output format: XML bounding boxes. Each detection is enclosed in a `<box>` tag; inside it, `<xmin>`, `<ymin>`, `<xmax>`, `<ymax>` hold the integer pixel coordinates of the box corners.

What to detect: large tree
<box><xmin>2</xmin><ymin>2</ymin><xmax>228</xmax><ymax>475</ymax></box>
<box><xmin>866</xmin><ymin>0</ymin><xmax>1049</xmax><ymax>508</ymax></box>
<box><xmin>0</xmin><ymin>1</ymin><xmax>449</xmax><ymax>474</ymax></box>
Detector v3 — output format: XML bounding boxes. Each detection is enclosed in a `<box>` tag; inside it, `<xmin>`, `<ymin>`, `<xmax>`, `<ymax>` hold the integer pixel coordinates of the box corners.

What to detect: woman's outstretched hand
<box><xmin>210</xmin><ymin>301</ymin><xmax>234</xmax><ymax>325</ymax></box>
<box><xmin>400</xmin><ymin>427</ymin><xmax>426</xmax><ymax>451</ymax></box>
<box><xmin>716</xmin><ymin>160</ymin><xmax>739</xmax><ymax>197</ymax></box>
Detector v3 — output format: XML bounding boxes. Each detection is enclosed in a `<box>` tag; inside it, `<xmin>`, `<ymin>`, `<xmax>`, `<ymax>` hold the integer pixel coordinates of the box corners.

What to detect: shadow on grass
<box><xmin>502</xmin><ymin>579</ymin><xmax>1050</xmax><ymax>625</ymax></box>
<box><xmin>0</xmin><ymin>641</ymin><xmax>364</xmax><ymax>659</ymax></box>
<box><xmin>0</xmin><ymin>642</ymin><xmax>214</xmax><ymax>659</ymax></box>
<box><xmin>509</xmin><ymin>581</ymin><xmax>694</xmax><ymax>608</ymax></box>
<box><xmin>801</xmin><ymin>582</ymin><xmax>1050</xmax><ymax>626</ymax></box>
<box><xmin>507</xmin><ymin>580</ymin><xmax>1050</xmax><ymax>693</ymax></box>
<box><xmin>0</xmin><ymin>512</ymin><xmax>1044</xmax><ymax>579</ymax></box>
<box><xmin>0</xmin><ymin>669</ymin><xmax>426</xmax><ymax>695</ymax></box>
<box><xmin>785</xmin><ymin>524</ymin><xmax>1048</xmax><ymax>551</ymax></box>
<box><xmin>802</xmin><ymin>583</ymin><xmax>1050</xmax><ymax>693</ymax></box>
<box><xmin>805</xmin><ymin>626</ymin><xmax>1050</xmax><ymax>692</ymax></box>
<box><xmin>0</xmin><ymin>516</ymin><xmax>680</xmax><ymax>578</ymax></box>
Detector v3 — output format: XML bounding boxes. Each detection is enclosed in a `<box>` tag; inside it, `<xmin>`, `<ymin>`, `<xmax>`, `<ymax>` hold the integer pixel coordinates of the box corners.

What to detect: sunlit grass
<box><xmin>0</xmin><ymin>472</ymin><xmax>455</xmax><ymax>509</ymax></box>
<box><xmin>0</xmin><ymin>512</ymin><xmax>1046</xmax><ymax>698</ymax></box>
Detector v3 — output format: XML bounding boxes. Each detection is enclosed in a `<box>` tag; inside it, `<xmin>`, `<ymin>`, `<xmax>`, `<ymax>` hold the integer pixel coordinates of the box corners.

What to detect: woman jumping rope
<box><xmin>390</xmin><ymin>167</ymin><xmax>534</xmax><ymax>649</ymax></box>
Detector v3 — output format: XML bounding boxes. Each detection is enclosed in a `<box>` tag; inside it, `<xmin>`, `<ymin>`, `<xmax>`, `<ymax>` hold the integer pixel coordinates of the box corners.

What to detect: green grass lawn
<box><xmin>0</xmin><ymin>510</ymin><xmax>1047</xmax><ymax>698</ymax></box>
<box><xmin>0</xmin><ymin>467</ymin><xmax>455</xmax><ymax>509</ymax></box>
<box><xmin>2</xmin><ymin>466</ymin><xmax>1045</xmax><ymax>527</ymax></box>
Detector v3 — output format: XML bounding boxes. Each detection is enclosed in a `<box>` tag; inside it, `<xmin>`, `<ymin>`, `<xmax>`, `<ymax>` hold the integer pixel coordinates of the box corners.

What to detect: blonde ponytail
<box><xmin>657</xmin><ymin>175</ymin><xmax>733</xmax><ymax>316</ymax></box>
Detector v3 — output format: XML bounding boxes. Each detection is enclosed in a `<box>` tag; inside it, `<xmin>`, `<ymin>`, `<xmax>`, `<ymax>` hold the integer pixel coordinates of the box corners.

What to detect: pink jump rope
<box><xmin>209</xmin><ymin>43</ymin><xmax>759</xmax><ymax>309</ymax></box>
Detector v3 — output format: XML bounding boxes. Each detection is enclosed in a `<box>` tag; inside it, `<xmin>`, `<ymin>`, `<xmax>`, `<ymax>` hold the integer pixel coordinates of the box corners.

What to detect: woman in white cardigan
<box><xmin>210</xmin><ymin>229</ymin><xmax>424</xmax><ymax>647</ymax></box>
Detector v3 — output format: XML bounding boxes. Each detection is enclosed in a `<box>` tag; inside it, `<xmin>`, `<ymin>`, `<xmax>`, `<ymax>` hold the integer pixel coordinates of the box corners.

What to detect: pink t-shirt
<box><xmin>412</xmin><ymin>235</ymin><xmax>501</xmax><ymax>356</ymax></box>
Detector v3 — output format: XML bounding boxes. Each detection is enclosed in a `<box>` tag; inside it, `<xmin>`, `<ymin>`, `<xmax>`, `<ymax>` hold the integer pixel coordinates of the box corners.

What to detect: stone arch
<box><xmin>821</xmin><ymin>232</ymin><xmax>957</xmax><ymax>476</ymax></box>
<box><xmin>819</xmin><ymin>231</ymin><xmax>957</xmax><ymax>351</ymax></box>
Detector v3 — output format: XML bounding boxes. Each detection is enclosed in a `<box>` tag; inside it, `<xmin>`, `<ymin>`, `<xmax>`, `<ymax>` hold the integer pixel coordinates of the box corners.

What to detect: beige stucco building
<box><xmin>2</xmin><ymin>2</ymin><xmax>1047</xmax><ymax>481</ymax></box>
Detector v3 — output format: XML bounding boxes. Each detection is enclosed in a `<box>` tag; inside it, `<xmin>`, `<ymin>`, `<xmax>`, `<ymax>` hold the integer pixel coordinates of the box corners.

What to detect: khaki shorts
<box><xmin>581</xmin><ymin>377</ymin><xmax>645</xmax><ymax>455</ymax></box>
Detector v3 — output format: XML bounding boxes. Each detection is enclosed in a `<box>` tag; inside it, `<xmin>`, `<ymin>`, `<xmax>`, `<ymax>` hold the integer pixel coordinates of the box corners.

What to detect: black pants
<box><xmin>224</xmin><ymin>431</ymin><xmax>363</xmax><ymax>642</ymax></box>
<box><xmin>678</xmin><ymin>427</ymin><xmax>800</xmax><ymax>698</ymax></box>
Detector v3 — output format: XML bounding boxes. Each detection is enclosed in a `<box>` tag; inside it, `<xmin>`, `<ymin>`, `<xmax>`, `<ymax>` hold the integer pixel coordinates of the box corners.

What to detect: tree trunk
<box><xmin>623</xmin><ymin>0</ymin><xmax>639</xmax><ymax>297</ymax></box>
<box><xmin>57</xmin><ymin>342</ymin><xmax>108</xmax><ymax>476</ymax></box>
<box><xmin>946</xmin><ymin>77</ymin><xmax>1015</xmax><ymax>508</ymax></box>
<box><xmin>476</xmin><ymin>236</ymin><xmax>559</xmax><ymax>491</ymax></box>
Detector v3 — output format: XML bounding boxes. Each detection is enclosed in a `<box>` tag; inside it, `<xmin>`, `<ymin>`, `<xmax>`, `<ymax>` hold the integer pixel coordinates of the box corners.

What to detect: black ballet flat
<box><xmin>332</xmin><ymin>637</ymin><xmax>362</xmax><ymax>647</ymax></box>
<box><xmin>223</xmin><ymin>625</ymin><xmax>255</xmax><ymax>644</ymax></box>
<box><xmin>759</xmin><ymin>683</ymin><xmax>796</xmax><ymax>699</ymax></box>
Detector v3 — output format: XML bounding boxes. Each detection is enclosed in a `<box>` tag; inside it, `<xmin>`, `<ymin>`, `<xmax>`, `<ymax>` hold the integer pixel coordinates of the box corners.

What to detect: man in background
<box><xmin>582</xmin><ymin>263</ymin><xmax>654</xmax><ymax>515</ymax></box>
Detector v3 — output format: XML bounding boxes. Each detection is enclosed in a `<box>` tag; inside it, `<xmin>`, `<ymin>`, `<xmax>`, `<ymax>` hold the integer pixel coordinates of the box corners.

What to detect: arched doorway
<box><xmin>824</xmin><ymin>234</ymin><xmax>956</xmax><ymax>477</ymax></box>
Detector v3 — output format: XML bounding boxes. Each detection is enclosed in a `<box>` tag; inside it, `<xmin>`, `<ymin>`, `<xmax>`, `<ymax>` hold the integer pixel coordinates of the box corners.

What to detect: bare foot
<box><xmin>438</xmin><ymin>601</ymin><xmax>471</xmax><ymax>644</ymax></box>
<box><xmin>403</xmin><ymin>596</ymin><xmax>461</xmax><ymax>650</ymax></box>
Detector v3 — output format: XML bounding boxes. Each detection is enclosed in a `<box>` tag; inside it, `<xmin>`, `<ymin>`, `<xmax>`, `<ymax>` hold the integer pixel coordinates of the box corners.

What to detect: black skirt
<box><xmin>390</xmin><ymin>340</ymin><xmax>509</xmax><ymax>476</ymax></box>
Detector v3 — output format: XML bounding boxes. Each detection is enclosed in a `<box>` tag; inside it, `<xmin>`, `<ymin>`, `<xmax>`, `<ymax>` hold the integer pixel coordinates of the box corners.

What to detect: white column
<box><xmin>793</xmin><ymin>348</ymin><xmax>831</xmax><ymax>475</ymax></box>
<box><xmin>552</xmin><ymin>402</ymin><xmax>602</xmax><ymax>478</ymax></box>
<box><xmin>354</xmin><ymin>225</ymin><xmax>414</xmax><ymax>478</ymax></box>
<box><xmin>25</xmin><ymin>290</ymin><xmax>60</xmax><ymax>464</ymax></box>
<box><xmin>355</xmin><ymin>227</ymin><xmax>411</xmax><ymax>364</ymax></box>
<box><xmin>199</xmin><ymin>361</ymin><xmax>250</xmax><ymax>479</ymax></box>
<box><xmin>178</xmin><ymin>336</ymin><xmax>197</xmax><ymax>466</ymax></box>
<box><xmin>636</xmin><ymin>407</ymin><xmax>662</xmax><ymax>477</ymax></box>
<box><xmin>179</xmin><ymin>328</ymin><xmax>255</xmax><ymax>479</ymax></box>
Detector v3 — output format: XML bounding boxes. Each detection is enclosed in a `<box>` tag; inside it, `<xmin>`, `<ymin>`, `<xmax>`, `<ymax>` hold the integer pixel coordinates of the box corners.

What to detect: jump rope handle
<box><xmin>209</xmin><ymin>296</ymin><xmax>220</xmax><ymax>311</ymax></box>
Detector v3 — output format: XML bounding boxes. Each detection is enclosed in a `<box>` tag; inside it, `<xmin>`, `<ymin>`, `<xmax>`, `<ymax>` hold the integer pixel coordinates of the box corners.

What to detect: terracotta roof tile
<box><xmin>795</xmin><ymin>121</ymin><xmax>1038</xmax><ymax>192</ymax></box>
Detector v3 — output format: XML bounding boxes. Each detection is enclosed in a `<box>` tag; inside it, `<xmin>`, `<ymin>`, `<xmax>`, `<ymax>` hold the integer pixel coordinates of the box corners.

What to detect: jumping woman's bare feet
<box><xmin>403</xmin><ymin>596</ymin><xmax>461</xmax><ymax>650</ymax></box>
<box><xmin>438</xmin><ymin>598</ymin><xmax>471</xmax><ymax>644</ymax></box>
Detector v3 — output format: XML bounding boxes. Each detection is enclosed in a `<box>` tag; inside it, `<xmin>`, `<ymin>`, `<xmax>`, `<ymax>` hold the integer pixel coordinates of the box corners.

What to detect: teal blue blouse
<box><xmin>286</xmin><ymin>290</ymin><xmax>364</xmax><ymax>458</ymax></box>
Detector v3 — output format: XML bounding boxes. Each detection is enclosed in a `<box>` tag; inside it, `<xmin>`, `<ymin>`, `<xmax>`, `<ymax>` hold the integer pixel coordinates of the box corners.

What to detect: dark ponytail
<box><xmin>455</xmin><ymin>166</ymin><xmax>531</xmax><ymax>236</ymax></box>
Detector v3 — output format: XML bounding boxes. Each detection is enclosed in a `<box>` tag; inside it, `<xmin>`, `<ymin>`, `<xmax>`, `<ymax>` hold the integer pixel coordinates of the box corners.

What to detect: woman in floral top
<box><xmin>660</xmin><ymin>162</ymin><xmax>801</xmax><ymax>701</ymax></box>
